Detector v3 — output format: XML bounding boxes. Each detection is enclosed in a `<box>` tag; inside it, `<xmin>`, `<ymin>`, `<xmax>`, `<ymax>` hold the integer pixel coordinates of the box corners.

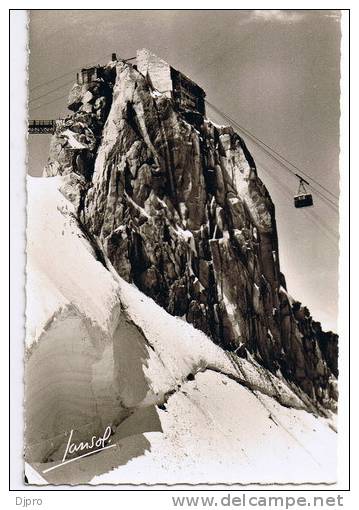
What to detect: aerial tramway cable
<box><xmin>29</xmin><ymin>79</ymin><xmax>76</xmax><ymax>104</ymax></box>
<box><xmin>29</xmin><ymin>93</ymin><xmax>70</xmax><ymax>112</ymax></box>
<box><xmin>29</xmin><ymin>53</ymin><xmax>136</xmax><ymax>94</ymax></box>
<box><xmin>205</xmin><ymin>99</ymin><xmax>339</xmax><ymax>202</ymax></box>
<box><xmin>206</xmin><ymin>100</ymin><xmax>338</xmax><ymax>208</ymax></box>
<box><xmin>28</xmin><ymin>79</ymin><xmax>339</xmax><ymax>247</ymax></box>
<box><xmin>29</xmin><ymin>65</ymin><xmax>340</xmax><ymax>223</ymax></box>
<box><xmin>231</xmin><ymin>120</ymin><xmax>339</xmax><ymax>211</ymax></box>
<box><xmin>208</xmin><ymin>102</ymin><xmax>339</xmax><ymax>202</ymax></box>
<box><xmin>206</xmin><ymin>101</ymin><xmax>339</xmax><ymax>212</ymax></box>
<box><xmin>28</xmin><ymin>53</ymin><xmax>137</xmax><ymax>112</ymax></box>
<box><xmin>205</xmin><ymin>100</ymin><xmax>339</xmax><ymax>212</ymax></box>
<box><xmin>29</xmin><ymin>53</ymin><xmax>112</xmax><ymax>93</ymax></box>
<box><xmin>257</xmin><ymin>160</ymin><xmax>339</xmax><ymax>244</ymax></box>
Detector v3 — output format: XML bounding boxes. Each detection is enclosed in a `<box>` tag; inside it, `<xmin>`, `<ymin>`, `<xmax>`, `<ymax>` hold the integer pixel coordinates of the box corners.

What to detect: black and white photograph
<box><xmin>9</xmin><ymin>8</ymin><xmax>349</xmax><ymax>489</ymax></box>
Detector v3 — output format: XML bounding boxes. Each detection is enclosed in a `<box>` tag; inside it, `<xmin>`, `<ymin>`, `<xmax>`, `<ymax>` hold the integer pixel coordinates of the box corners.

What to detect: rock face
<box><xmin>43</xmin><ymin>51</ymin><xmax>338</xmax><ymax>409</ymax></box>
<box><xmin>25</xmin><ymin>175</ymin><xmax>337</xmax><ymax>484</ymax></box>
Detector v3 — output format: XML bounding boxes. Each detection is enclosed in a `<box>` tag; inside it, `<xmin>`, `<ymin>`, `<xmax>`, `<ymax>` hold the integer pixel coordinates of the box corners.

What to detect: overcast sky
<box><xmin>27</xmin><ymin>9</ymin><xmax>341</xmax><ymax>331</ymax></box>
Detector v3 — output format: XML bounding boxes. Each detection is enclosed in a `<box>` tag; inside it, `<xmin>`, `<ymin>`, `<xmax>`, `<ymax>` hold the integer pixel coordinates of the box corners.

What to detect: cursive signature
<box><xmin>42</xmin><ymin>425</ymin><xmax>116</xmax><ymax>474</ymax></box>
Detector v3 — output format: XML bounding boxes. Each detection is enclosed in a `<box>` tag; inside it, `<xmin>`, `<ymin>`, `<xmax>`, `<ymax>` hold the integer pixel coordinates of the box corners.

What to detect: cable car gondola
<box><xmin>294</xmin><ymin>175</ymin><xmax>313</xmax><ymax>208</ymax></box>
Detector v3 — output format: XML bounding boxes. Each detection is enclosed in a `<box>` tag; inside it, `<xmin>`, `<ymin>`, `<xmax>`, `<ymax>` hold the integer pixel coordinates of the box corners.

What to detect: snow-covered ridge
<box><xmin>26</xmin><ymin>175</ymin><xmax>120</xmax><ymax>347</ymax></box>
<box><xmin>25</xmin><ymin>176</ymin><xmax>336</xmax><ymax>485</ymax></box>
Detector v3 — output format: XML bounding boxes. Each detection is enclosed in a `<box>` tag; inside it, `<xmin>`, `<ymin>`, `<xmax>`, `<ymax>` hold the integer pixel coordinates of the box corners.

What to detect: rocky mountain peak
<box><xmin>43</xmin><ymin>49</ymin><xmax>338</xmax><ymax>410</ymax></box>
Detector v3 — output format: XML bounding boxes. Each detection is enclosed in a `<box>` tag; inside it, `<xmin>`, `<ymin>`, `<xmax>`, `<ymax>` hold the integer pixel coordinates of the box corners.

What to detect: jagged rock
<box><xmin>43</xmin><ymin>53</ymin><xmax>338</xmax><ymax>410</ymax></box>
<box><xmin>25</xmin><ymin>175</ymin><xmax>336</xmax><ymax>484</ymax></box>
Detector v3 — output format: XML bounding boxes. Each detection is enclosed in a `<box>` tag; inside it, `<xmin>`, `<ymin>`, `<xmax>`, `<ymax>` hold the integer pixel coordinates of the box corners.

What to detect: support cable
<box><xmin>205</xmin><ymin>100</ymin><xmax>339</xmax><ymax>212</ymax></box>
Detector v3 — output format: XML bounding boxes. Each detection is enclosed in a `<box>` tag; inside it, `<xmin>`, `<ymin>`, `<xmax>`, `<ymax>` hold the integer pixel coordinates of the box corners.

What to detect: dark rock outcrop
<box><xmin>43</xmin><ymin>56</ymin><xmax>338</xmax><ymax>410</ymax></box>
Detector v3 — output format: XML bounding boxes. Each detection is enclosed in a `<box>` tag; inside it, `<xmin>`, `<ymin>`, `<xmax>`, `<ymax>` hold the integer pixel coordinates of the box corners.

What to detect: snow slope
<box><xmin>25</xmin><ymin>176</ymin><xmax>336</xmax><ymax>485</ymax></box>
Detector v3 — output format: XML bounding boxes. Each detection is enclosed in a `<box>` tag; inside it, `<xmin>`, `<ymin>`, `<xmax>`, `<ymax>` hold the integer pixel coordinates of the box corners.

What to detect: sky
<box><xmin>27</xmin><ymin>9</ymin><xmax>341</xmax><ymax>332</ymax></box>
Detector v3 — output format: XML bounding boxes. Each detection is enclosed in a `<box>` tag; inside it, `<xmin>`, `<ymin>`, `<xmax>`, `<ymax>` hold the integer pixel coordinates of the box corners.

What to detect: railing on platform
<box><xmin>28</xmin><ymin>120</ymin><xmax>56</xmax><ymax>134</ymax></box>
